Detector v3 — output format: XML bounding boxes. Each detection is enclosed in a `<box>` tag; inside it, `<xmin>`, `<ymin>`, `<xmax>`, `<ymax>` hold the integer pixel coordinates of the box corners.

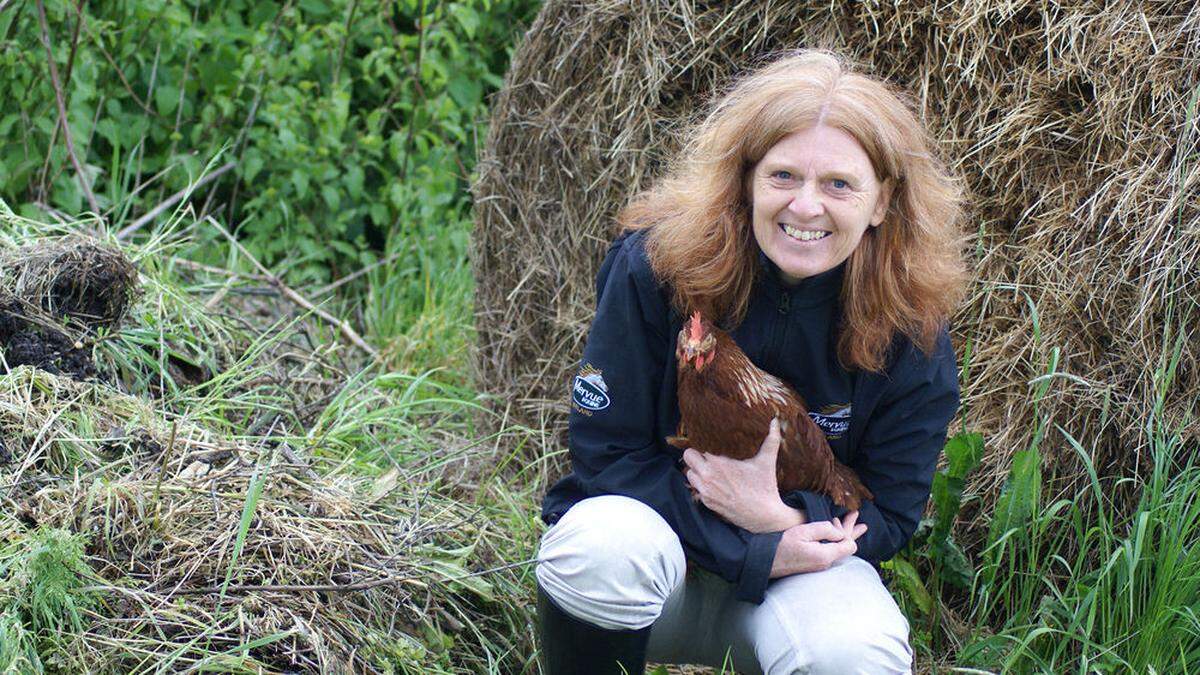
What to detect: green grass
<box><xmin>891</xmin><ymin>298</ymin><xmax>1200</xmax><ymax>673</ymax></box>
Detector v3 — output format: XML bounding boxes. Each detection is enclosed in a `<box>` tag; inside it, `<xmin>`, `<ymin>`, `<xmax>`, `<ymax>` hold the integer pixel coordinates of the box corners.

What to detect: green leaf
<box><xmin>0</xmin><ymin>114</ymin><xmax>19</xmax><ymax>137</ymax></box>
<box><xmin>450</xmin><ymin>4</ymin><xmax>481</xmax><ymax>39</ymax></box>
<box><xmin>321</xmin><ymin>185</ymin><xmax>341</xmax><ymax>211</ymax></box>
<box><xmin>155</xmin><ymin>84</ymin><xmax>180</xmax><ymax>116</ymax></box>
<box><xmin>944</xmin><ymin>431</ymin><xmax>984</xmax><ymax>479</ymax></box>
<box><xmin>988</xmin><ymin>447</ymin><xmax>1042</xmax><ymax>545</ymax></box>
<box><xmin>369</xmin><ymin>203</ymin><xmax>389</xmax><ymax>226</ymax></box>
<box><xmin>446</xmin><ymin>73</ymin><xmax>483</xmax><ymax>109</ymax></box>
<box><xmin>297</xmin><ymin>0</ymin><xmax>333</xmax><ymax>17</ymax></box>
<box><xmin>243</xmin><ymin>150</ymin><xmax>264</xmax><ymax>183</ymax></box>
<box><xmin>930</xmin><ymin>431</ymin><xmax>984</xmax><ymax>548</ymax></box>
<box><xmin>291</xmin><ymin>169</ymin><xmax>310</xmax><ymax>199</ymax></box>
<box><xmin>939</xmin><ymin>537</ymin><xmax>974</xmax><ymax>590</ymax></box>
<box><xmin>344</xmin><ymin>164</ymin><xmax>364</xmax><ymax>200</ymax></box>
<box><xmin>882</xmin><ymin>556</ymin><xmax>932</xmax><ymax>616</ymax></box>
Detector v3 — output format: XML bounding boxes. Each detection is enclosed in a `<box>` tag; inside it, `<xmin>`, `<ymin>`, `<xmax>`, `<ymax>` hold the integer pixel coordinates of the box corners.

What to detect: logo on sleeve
<box><xmin>808</xmin><ymin>404</ymin><xmax>850</xmax><ymax>439</ymax></box>
<box><xmin>572</xmin><ymin>363</ymin><xmax>610</xmax><ymax>415</ymax></box>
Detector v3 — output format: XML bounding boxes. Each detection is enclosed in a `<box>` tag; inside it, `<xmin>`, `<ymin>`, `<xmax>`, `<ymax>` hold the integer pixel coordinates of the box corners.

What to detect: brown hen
<box><xmin>668</xmin><ymin>311</ymin><xmax>873</xmax><ymax>510</ymax></box>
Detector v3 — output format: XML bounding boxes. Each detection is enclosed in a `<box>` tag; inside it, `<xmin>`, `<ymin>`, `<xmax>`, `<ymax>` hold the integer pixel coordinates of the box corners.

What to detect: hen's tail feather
<box><xmin>831</xmin><ymin>463</ymin><xmax>874</xmax><ymax>511</ymax></box>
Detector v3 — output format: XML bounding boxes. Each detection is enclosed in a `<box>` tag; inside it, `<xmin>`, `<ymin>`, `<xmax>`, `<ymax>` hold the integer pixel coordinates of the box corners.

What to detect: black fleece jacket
<box><xmin>542</xmin><ymin>228</ymin><xmax>959</xmax><ymax>604</ymax></box>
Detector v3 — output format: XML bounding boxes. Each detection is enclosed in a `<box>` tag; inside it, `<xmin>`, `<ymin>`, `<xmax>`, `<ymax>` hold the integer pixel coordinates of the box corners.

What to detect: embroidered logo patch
<box><xmin>808</xmin><ymin>404</ymin><xmax>851</xmax><ymax>439</ymax></box>
<box><xmin>572</xmin><ymin>363</ymin><xmax>610</xmax><ymax>415</ymax></box>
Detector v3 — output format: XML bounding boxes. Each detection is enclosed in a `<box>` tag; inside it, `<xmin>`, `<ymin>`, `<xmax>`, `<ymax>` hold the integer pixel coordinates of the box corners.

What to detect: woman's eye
<box><xmin>772</xmin><ymin>170</ymin><xmax>792</xmax><ymax>180</ymax></box>
<box><xmin>831</xmin><ymin>179</ymin><xmax>850</xmax><ymax>190</ymax></box>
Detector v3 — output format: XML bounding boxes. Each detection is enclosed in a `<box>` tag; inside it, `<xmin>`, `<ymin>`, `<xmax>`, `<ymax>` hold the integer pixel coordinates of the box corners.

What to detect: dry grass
<box><xmin>0</xmin><ymin>225</ymin><xmax>538</xmax><ymax>673</ymax></box>
<box><xmin>0</xmin><ymin>366</ymin><xmax>486</xmax><ymax>671</ymax></box>
<box><xmin>471</xmin><ymin>1</ymin><xmax>1200</xmax><ymax>535</ymax></box>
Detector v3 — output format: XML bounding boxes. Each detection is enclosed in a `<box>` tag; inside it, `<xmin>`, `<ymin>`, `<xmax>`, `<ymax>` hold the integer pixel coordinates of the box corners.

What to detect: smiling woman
<box><xmin>535</xmin><ymin>49</ymin><xmax>967</xmax><ymax>675</ymax></box>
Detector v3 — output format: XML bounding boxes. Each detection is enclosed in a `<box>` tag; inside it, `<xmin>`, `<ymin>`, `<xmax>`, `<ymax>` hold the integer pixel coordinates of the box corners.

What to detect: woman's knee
<box><xmin>756</xmin><ymin>558</ymin><xmax>913</xmax><ymax>674</ymax></box>
<box><xmin>798</xmin><ymin>619</ymin><xmax>912</xmax><ymax>674</ymax></box>
<box><xmin>535</xmin><ymin>495</ymin><xmax>686</xmax><ymax>631</ymax></box>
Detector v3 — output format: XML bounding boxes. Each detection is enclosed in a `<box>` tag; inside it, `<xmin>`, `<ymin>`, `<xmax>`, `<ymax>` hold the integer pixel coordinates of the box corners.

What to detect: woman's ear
<box><xmin>870</xmin><ymin>178</ymin><xmax>895</xmax><ymax>227</ymax></box>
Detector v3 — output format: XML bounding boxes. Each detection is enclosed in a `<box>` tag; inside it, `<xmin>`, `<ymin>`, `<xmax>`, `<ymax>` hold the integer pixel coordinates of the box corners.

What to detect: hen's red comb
<box><xmin>688</xmin><ymin>311</ymin><xmax>703</xmax><ymax>341</ymax></box>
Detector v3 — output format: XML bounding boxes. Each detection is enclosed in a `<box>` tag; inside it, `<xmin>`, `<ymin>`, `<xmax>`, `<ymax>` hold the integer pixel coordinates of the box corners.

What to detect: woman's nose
<box><xmin>786</xmin><ymin>184</ymin><xmax>824</xmax><ymax>219</ymax></box>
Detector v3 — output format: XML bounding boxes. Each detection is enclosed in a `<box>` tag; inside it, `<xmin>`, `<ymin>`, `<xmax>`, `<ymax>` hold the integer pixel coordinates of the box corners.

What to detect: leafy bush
<box><xmin>0</xmin><ymin>0</ymin><xmax>538</xmax><ymax>283</ymax></box>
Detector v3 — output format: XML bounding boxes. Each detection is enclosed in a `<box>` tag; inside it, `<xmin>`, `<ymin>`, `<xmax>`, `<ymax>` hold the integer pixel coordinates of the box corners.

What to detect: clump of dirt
<box><xmin>0</xmin><ymin>240</ymin><xmax>139</xmax><ymax>381</ymax></box>
<box><xmin>97</xmin><ymin>428</ymin><xmax>164</xmax><ymax>460</ymax></box>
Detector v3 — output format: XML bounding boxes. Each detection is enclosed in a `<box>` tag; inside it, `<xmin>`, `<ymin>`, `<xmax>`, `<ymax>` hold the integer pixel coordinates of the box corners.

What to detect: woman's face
<box><xmin>748</xmin><ymin>125</ymin><xmax>893</xmax><ymax>284</ymax></box>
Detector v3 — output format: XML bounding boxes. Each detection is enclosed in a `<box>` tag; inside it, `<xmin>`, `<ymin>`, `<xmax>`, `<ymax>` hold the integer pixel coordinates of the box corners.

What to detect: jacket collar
<box><xmin>755</xmin><ymin>246</ymin><xmax>845</xmax><ymax>306</ymax></box>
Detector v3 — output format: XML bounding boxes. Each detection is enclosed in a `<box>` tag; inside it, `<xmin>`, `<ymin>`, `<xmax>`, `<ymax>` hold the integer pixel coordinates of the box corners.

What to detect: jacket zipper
<box><xmin>767</xmin><ymin>293</ymin><xmax>790</xmax><ymax>371</ymax></box>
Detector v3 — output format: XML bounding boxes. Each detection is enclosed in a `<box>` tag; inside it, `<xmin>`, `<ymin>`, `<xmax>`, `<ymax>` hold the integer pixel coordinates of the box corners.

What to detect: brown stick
<box><xmin>35</xmin><ymin>0</ymin><xmax>101</xmax><ymax>219</ymax></box>
<box><xmin>169</xmin><ymin>256</ymin><xmax>272</xmax><ymax>282</ymax></box>
<box><xmin>312</xmin><ymin>250</ymin><xmax>405</xmax><ymax>297</ymax></box>
<box><xmin>205</xmin><ymin>217</ymin><xmax>380</xmax><ymax>360</ymax></box>
<box><xmin>115</xmin><ymin>161</ymin><xmax>237</xmax><ymax>240</ymax></box>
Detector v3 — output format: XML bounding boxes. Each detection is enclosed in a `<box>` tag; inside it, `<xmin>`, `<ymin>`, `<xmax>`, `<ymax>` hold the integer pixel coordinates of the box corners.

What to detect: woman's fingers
<box><xmin>802</xmin><ymin>520</ymin><xmax>846</xmax><ymax>542</ymax></box>
<box><xmin>841</xmin><ymin>510</ymin><xmax>859</xmax><ymax>531</ymax></box>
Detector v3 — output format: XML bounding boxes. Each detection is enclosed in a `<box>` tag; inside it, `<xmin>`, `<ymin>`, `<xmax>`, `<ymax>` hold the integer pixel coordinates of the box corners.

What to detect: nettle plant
<box><xmin>0</xmin><ymin>0</ymin><xmax>538</xmax><ymax>282</ymax></box>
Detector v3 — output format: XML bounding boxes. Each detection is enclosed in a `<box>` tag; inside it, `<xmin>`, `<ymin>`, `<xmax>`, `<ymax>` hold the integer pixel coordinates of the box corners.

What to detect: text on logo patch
<box><xmin>808</xmin><ymin>404</ymin><xmax>851</xmax><ymax>439</ymax></box>
<box><xmin>572</xmin><ymin>363</ymin><xmax>610</xmax><ymax>415</ymax></box>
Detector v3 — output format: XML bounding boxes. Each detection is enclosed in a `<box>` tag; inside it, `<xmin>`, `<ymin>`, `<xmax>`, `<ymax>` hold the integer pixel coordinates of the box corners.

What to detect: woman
<box><xmin>535</xmin><ymin>50</ymin><xmax>966</xmax><ymax>674</ymax></box>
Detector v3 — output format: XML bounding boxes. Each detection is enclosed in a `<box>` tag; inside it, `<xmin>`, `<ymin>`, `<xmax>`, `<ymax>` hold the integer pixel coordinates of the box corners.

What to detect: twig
<box><xmin>223</xmin><ymin>0</ymin><xmax>292</xmax><ymax>224</ymax></box>
<box><xmin>35</xmin><ymin>0</ymin><xmax>101</xmax><ymax>219</ymax></box>
<box><xmin>331</xmin><ymin>0</ymin><xmax>359</xmax><ymax>87</ymax></box>
<box><xmin>397</xmin><ymin>0</ymin><xmax>430</xmax><ymax>183</ymax></box>
<box><xmin>71</xmin><ymin>3</ymin><xmax>154</xmax><ymax>114</ymax></box>
<box><xmin>160</xmin><ymin>557</ymin><xmax>538</xmax><ymax>596</ymax></box>
<box><xmin>150</xmin><ymin>421</ymin><xmax>179</xmax><ymax>528</ymax></box>
<box><xmin>32</xmin><ymin>200</ymin><xmax>71</xmax><ymax>223</ymax></box>
<box><xmin>312</xmin><ymin>250</ymin><xmax>405</xmax><ymax>297</ymax></box>
<box><xmin>169</xmin><ymin>256</ymin><xmax>271</xmax><ymax>282</ymax></box>
<box><xmin>115</xmin><ymin>161</ymin><xmax>236</xmax><ymax>239</ymax></box>
<box><xmin>205</xmin><ymin>217</ymin><xmax>379</xmax><ymax>360</ymax></box>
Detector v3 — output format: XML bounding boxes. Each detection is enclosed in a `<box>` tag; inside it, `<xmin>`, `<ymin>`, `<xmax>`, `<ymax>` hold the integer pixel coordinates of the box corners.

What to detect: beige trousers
<box><xmin>535</xmin><ymin>495</ymin><xmax>913</xmax><ymax>674</ymax></box>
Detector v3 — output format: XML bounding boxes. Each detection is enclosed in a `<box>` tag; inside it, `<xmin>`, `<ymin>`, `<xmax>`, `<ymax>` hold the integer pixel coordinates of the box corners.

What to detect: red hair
<box><xmin>620</xmin><ymin>49</ymin><xmax>967</xmax><ymax>371</ymax></box>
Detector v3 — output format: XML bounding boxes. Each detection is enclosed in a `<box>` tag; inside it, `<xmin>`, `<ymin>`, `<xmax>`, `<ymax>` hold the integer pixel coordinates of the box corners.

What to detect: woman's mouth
<box><xmin>779</xmin><ymin>223</ymin><xmax>830</xmax><ymax>242</ymax></box>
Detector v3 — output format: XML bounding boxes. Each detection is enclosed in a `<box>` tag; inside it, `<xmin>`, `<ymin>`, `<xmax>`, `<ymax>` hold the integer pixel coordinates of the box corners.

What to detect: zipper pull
<box><xmin>778</xmin><ymin>293</ymin><xmax>790</xmax><ymax>315</ymax></box>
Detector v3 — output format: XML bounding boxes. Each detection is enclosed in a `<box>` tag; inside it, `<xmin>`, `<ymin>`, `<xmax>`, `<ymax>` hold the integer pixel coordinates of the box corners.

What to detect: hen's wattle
<box><xmin>669</xmin><ymin>312</ymin><xmax>873</xmax><ymax>510</ymax></box>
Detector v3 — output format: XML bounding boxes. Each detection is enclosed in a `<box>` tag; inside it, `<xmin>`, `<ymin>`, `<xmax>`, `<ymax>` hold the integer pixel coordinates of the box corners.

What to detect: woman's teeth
<box><xmin>781</xmin><ymin>224</ymin><xmax>830</xmax><ymax>241</ymax></box>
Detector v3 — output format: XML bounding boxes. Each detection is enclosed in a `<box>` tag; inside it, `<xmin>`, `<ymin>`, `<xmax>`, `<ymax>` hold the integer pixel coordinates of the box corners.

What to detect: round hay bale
<box><xmin>471</xmin><ymin>1</ymin><xmax>1199</xmax><ymax>519</ymax></box>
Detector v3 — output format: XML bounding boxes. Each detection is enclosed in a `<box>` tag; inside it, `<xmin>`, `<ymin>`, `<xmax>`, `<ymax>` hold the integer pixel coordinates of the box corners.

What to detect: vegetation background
<box><xmin>1</xmin><ymin>0</ymin><xmax>1197</xmax><ymax>673</ymax></box>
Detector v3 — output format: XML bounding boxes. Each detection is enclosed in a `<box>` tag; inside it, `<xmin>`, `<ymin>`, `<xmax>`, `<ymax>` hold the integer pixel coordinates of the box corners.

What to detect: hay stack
<box><xmin>472</xmin><ymin>2</ymin><xmax>1200</xmax><ymax>515</ymax></box>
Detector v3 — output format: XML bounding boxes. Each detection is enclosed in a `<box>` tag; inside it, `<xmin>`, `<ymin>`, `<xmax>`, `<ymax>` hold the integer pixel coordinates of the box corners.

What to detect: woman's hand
<box><xmin>682</xmin><ymin>417</ymin><xmax>805</xmax><ymax>533</ymax></box>
<box><xmin>770</xmin><ymin>511</ymin><xmax>868</xmax><ymax>577</ymax></box>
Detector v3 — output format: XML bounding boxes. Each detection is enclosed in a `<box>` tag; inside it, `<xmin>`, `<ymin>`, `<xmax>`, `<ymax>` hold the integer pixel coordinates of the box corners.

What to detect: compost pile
<box><xmin>472</xmin><ymin>1</ymin><xmax>1200</xmax><ymax>523</ymax></box>
<box><xmin>0</xmin><ymin>240</ymin><xmax>138</xmax><ymax>380</ymax></box>
<box><xmin>0</xmin><ymin>231</ymin><xmax>520</xmax><ymax>673</ymax></box>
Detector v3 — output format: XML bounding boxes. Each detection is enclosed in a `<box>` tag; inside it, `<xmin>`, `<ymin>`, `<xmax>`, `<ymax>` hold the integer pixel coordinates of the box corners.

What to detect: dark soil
<box><xmin>43</xmin><ymin>258</ymin><xmax>135</xmax><ymax>328</ymax></box>
<box><xmin>0</xmin><ymin>301</ymin><xmax>96</xmax><ymax>380</ymax></box>
<box><xmin>0</xmin><ymin>240</ymin><xmax>140</xmax><ymax>382</ymax></box>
